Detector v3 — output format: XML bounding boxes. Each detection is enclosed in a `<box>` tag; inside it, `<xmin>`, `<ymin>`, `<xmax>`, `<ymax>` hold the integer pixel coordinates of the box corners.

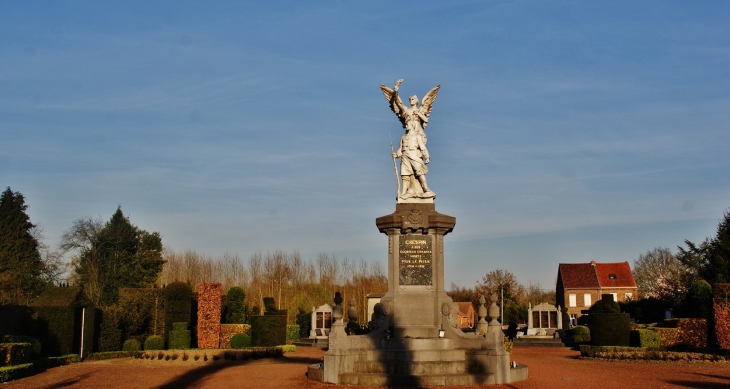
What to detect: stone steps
<box><xmin>366</xmin><ymin>348</ymin><xmax>466</xmax><ymax>362</ymax></box>
<box><xmin>339</xmin><ymin>338</ymin><xmax>494</xmax><ymax>386</ymax></box>
<box><xmin>339</xmin><ymin>372</ymin><xmax>496</xmax><ymax>386</ymax></box>
<box><xmin>354</xmin><ymin>360</ymin><xmax>468</xmax><ymax>375</ymax></box>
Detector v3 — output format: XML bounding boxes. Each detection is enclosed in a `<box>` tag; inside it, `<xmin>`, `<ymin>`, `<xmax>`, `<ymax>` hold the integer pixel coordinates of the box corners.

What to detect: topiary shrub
<box><xmin>251</xmin><ymin>314</ymin><xmax>286</xmax><ymax>347</ymax></box>
<box><xmin>225</xmin><ymin>287</ymin><xmax>247</xmax><ymax>324</ymax></box>
<box><xmin>164</xmin><ymin>282</ymin><xmax>192</xmax><ymax>347</ymax></box>
<box><xmin>286</xmin><ymin>325</ymin><xmax>300</xmax><ymax>342</ymax></box>
<box><xmin>144</xmin><ymin>335</ymin><xmax>164</xmax><ymax>350</ymax></box>
<box><xmin>230</xmin><ymin>333</ymin><xmax>251</xmax><ymax>349</ymax></box>
<box><xmin>588</xmin><ymin>295</ymin><xmax>630</xmax><ymax>346</ymax></box>
<box><xmin>571</xmin><ymin>325</ymin><xmax>591</xmax><ymax>342</ymax></box>
<box><xmin>630</xmin><ymin>329</ymin><xmax>660</xmax><ymax>348</ymax></box>
<box><xmin>168</xmin><ymin>322</ymin><xmax>191</xmax><ymax>349</ymax></box>
<box><xmin>122</xmin><ymin>339</ymin><xmax>141</xmax><ymax>352</ymax></box>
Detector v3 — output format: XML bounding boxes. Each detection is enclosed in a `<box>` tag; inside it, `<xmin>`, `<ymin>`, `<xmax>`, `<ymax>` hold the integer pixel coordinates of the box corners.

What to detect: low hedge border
<box><xmin>579</xmin><ymin>345</ymin><xmax>729</xmax><ymax>362</ymax></box>
<box><xmin>85</xmin><ymin>351</ymin><xmax>143</xmax><ymax>360</ymax></box>
<box><xmin>0</xmin><ymin>354</ymin><xmax>80</xmax><ymax>383</ymax></box>
<box><xmin>136</xmin><ymin>347</ymin><xmax>284</xmax><ymax>362</ymax></box>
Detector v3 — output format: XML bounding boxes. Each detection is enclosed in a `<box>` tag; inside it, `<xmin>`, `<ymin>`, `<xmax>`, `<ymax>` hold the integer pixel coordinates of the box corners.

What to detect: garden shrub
<box><xmin>278</xmin><ymin>345</ymin><xmax>296</xmax><ymax>353</ymax></box>
<box><xmin>168</xmin><ymin>322</ymin><xmax>191</xmax><ymax>349</ymax></box>
<box><xmin>251</xmin><ymin>314</ymin><xmax>286</xmax><ymax>347</ymax></box>
<box><xmin>225</xmin><ymin>287</ymin><xmax>247</xmax><ymax>324</ymax></box>
<box><xmin>30</xmin><ymin>286</ymin><xmax>95</xmax><ymax>357</ymax></box>
<box><xmin>230</xmin><ymin>333</ymin><xmax>251</xmax><ymax>349</ymax></box>
<box><xmin>296</xmin><ymin>309</ymin><xmax>311</xmax><ymax>339</ymax></box>
<box><xmin>219</xmin><ymin>324</ymin><xmax>250</xmax><ymax>349</ymax></box>
<box><xmin>99</xmin><ymin>306</ymin><xmax>124</xmax><ymax>352</ymax></box>
<box><xmin>630</xmin><ymin>329</ymin><xmax>660</xmax><ymax>348</ymax></box>
<box><xmin>1</xmin><ymin>336</ymin><xmax>41</xmax><ymax>359</ymax></box>
<box><xmin>164</xmin><ymin>282</ymin><xmax>192</xmax><ymax>346</ymax></box>
<box><xmin>589</xmin><ymin>295</ymin><xmax>630</xmax><ymax>346</ymax></box>
<box><xmin>122</xmin><ymin>339</ymin><xmax>141</xmax><ymax>352</ymax></box>
<box><xmin>286</xmin><ymin>325</ymin><xmax>300</xmax><ymax>342</ymax></box>
<box><xmin>571</xmin><ymin>325</ymin><xmax>590</xmax><ymax>342</ymax></box>
<box><xmin>0</xmin><ymin>343</ymin><xmax>32</xmax><ymax>366</ymax></box>
<box><xmin>590</xmin><ymin>313</ymin><xmax>630</xmax><ymax>346</ymax></box>
<box><xmin>144</xmin><ymin>335</ymin><xmax>164</xmax><ymax>350</ymax></box>
<box><xmin>118</xmin><ymin>288</ymin><xmax>164</xmax><ymax>342</ymax></box>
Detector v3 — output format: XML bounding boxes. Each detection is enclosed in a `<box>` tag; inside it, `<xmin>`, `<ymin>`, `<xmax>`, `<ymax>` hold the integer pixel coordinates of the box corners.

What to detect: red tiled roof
<box><xmin>594</xmin><ymin>262</ymin><xmax>636</xmax><ymax>288</ymax></box>
<box><xmin>558</xmin><ymin>263</ymin><xmax>600</xmax><ymax>289</ymax></box>
<box><xmin>455</xmin><ymin>302</ymin><xmax>473</xmax><ymax>316</ymax></box>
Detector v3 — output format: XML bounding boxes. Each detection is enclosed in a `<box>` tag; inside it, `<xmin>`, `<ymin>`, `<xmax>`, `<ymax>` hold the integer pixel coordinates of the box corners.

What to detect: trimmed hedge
<box><xmin>118</xmin><ymin>288</ymin><xmax>165</xmax><ymax>341</ymax></box>
<box><xmin>122</xmin><ymin>339</ymin><xmax>141</xmax><ymax>352</ymax></box>
<box><xmin>144</xmin><ymin>335</ymin><xmax>164</xmax><ymax>350</ymax></box>
<box><xmin>286</xmin><ymin>325</ymin><xmax>300</xmax><ymax>342</ymax></box>
<box><xmin>169</xmin><ymin>322</ymin><xmax>191</xmax><ymax>350</ymax></box>
<box><xmin>590</xmin><ymin>313</ymin><xmax>630</xmax><ymax>346</ymax></box>
<box><xmin>278</xmin><ymin>345</ymin><xmax>296</xmax><ymax>353</ymax></box>
<box><xmin>571</xmin><ymin>325</ymin><xmax>590</xmax><ymax>342</ymax></box>
<box><xmin>230</xmin><ymin>333</ymin><xmax>252</xmax><ymax>349</ymax></box>
<box><xmin>99</xmin><ymin>306</ymin><xmax>124</xmax><ymax>352</ymax></box>
<box><xmin>1</xmin><ymin>336</ymin><xmax>40</xmax><ymax>359</ymax></box>
<box><xmin>164</xmin><ymin>282</ymin><xmax>192</xmax><ymax>347</ymax></box>
<box><xmin>219</xmin><ymin>324</ymin><xmax>251</xmax><ymax>349</ymax></box>
<box><xmin>630</xmin><ymin>329</ymin><xmax>660</xmax><ymax>348</ymax></box>
<box><xmin>0</xmin><ymin>343</ymin><xmax>32</xmax><ymax>367</ymax></box>
<box><xmin>251</xmin><ymin>315</ymin><xmax>286</xmax><ymax>347</ymax></box>
<box><xmin>225</xmin><ymin>287</ymin><xmax>247</xmax><ymax>324</ymax></box>
<box><xmin>0</xmin><ymin>354</ymin><xmax>80</xmax><ymax>383</ymax></box>
<box><xmin>86</xmin><ymin>351</ymin><xmax>141</xmax><ymax>360</ymax></box>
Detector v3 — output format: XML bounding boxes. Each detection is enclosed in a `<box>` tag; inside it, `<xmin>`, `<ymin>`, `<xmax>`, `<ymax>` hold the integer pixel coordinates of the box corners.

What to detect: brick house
<box><xmin>556</xmin><ymin>260</ymin><xmax>638</xmax><ymax>326</ymax></box>
<box><xmin>455</xmin><ymin>302</ymin><xmax>476</xmax><ymax>330</ymax></box>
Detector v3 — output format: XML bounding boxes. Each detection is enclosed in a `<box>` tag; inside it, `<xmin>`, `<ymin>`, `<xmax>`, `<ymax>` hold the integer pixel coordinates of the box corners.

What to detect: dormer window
<box><xmin>609</xmin><ymin>273</ymin><xmax>617</xmax><ymax>280</ymax></box>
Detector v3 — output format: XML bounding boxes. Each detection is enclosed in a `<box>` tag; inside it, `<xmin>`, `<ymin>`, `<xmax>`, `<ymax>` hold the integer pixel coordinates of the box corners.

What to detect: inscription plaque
<box><xmin>399</xmin><ymin>235</ymin><xmax>433</xmax><ymax>285</ymax></box>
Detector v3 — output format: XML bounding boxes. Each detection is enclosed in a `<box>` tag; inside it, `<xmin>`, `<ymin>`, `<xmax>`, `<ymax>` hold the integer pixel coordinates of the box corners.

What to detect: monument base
<box><xmin>315</xmin><ymin>203</ymin><xmax>527</xmax><ymax>385</ymax></box>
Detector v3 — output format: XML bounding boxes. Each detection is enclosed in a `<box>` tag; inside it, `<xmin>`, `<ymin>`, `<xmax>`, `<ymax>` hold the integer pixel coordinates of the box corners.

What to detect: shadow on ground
<box><xmin>157</xmin><ymin>352</ymin><xmax>321</xmax><ymax>389</ymax></box>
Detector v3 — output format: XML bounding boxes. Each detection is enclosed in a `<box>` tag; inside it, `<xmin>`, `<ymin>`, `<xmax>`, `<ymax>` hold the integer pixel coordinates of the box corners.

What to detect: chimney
<box><xmin>590</xmin><ymin>260</ymin><xmax>596</xmax><ymax>266</ymax></box>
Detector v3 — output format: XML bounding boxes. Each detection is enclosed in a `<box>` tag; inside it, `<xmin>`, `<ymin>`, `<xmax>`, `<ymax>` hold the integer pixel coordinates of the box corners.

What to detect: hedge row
<box><xmin>0</xmin><ymin>343</ymin><xmax>32</xmax><ymax>367</ymax></box>
<box><xmin>630</xmin><ymin>330</ymin><xmax>660</xmax><ymax>348</ymax></box>
<box><xmin>219</xmin><ymin>324</ymin><xmax>250</xmax><ymax>349</ymax></box>
<box><xmin>251</xmin><ymin>315</ymin><xmax>286</xmax><ymax>347</ymax></box>
<box><xmin>136</xmin><ymin>347</ymin><xmax>283</xmax><ymax>362</ymax></box>
<box><xmin>0</xmin><ymin>355</ymin><xmax>80</xmax><ymax>383</ymax></box>
<box><xmin>714</xmin><ymin>284</ymin><xmax>730</xmax><ymax>350</ymax></box>
<box><xmin>197</xmin><ymin>283</ymin><xmax>222</xmax><ymax>349</ymax></box>
<box><xmin>579</xmin><ymin>345</ymin><xmax>728</xmax><ymax>362</ymax></box>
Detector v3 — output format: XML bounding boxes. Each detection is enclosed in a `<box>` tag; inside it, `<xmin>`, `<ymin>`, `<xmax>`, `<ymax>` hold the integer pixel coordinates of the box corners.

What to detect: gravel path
<box><xmin>4</xmin><ymin>346</ymin><xmax>730</xmax><ymax>388</ymax></box>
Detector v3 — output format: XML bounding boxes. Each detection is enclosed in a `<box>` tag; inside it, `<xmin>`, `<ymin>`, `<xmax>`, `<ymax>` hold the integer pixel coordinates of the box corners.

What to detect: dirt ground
<box><xmin>4</xmin><ymin>346</ymin><xmax>730</xmax><ymax>389</ymax></box>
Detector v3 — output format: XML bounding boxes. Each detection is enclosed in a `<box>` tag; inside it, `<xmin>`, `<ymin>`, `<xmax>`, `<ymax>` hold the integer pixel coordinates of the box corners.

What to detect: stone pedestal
<box><xmin>375</xmin><ymin>203</ymin><xmax>455</xmax><ymax>338</ymax></box>
<box><xmin>317</xmin><ymin>203</ymin><xmax>526</xmax><ymax>385</ymax></box>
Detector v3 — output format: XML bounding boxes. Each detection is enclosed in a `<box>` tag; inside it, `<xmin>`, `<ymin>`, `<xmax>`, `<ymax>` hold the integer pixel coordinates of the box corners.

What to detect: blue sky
<box><xmin>2</xmin><ymin>1</ymin><xmax>728</xmax><ymax>290</ymax></box>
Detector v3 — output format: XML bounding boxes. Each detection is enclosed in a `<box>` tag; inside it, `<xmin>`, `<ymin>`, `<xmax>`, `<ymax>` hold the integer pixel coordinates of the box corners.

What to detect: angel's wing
<box><xmin>419</xmin><ymin>85</ymin><xmax>441</xmax><ymax>123</ymax></box>
<box><xmin>380</xmin><ymin>84</ymin><xmax>407</xmax><ymax>128</ymax></box>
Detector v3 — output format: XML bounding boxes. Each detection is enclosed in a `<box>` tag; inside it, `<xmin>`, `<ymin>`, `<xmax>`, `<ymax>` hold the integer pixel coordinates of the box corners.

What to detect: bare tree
<box><xmin>633</xmin><ymin>247</ymin><xmax>689</xmax><ymax>300</ymax></box>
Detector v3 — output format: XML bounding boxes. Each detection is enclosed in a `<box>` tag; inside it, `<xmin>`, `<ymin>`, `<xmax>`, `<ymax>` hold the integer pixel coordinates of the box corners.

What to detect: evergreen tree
<box><xmin>0</xmin><ymin>187</ymin><xmax>45</xmax><ymax>304</ymax></box>
<box><xmin>678</xmin><ymin>210</ymin><xmax>730</xmax><ymax>285</ymax></box>
<box><xmin>69</xmin><ymin>207</ymin><xmax>165</xmax><ymax>306</ymax></box>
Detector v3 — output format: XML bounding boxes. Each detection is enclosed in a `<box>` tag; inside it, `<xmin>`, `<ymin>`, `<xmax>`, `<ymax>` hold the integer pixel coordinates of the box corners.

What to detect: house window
<box><xmin>625</xmin><ymin>293</ymin><xmax>633</xmax><ymax>301</ymax></box>
<box><xmin>569</xmin><ymin>294</ymin><xmax>577</xmax><ymax>307</ymax></box>
<box><xmin>609</xmin><ymin>273</ymin><xmax>617</xmax><ymax>280</ymax></box>
<box><xmin>570</xmin><ymin>314</ymin><xmax>577</xmax><ymax>326</ymax></box>
<box><xmin>584</xmin><ymin>293</ymin><xmax>592</xmax><ymax>307</ymax></box>
<box><xmin>611</xmin><ymin>293</ymin><xmax>618</xmax><ymax>302</ymax></box>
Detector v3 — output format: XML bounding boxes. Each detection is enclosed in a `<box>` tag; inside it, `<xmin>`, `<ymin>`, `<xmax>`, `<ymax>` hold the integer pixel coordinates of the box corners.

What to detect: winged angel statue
<box><xmin>380</xmin><ymin>79</ymin><xmax>440</xmax><ymax>203</ymax></box>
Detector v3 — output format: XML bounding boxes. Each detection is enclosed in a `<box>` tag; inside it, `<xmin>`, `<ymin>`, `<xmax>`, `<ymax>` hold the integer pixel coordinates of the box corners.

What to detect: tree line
<box><xmin>631</xmin><ymin>210</ymin><xmax>730</xmax><ymax>318</ymax></box>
